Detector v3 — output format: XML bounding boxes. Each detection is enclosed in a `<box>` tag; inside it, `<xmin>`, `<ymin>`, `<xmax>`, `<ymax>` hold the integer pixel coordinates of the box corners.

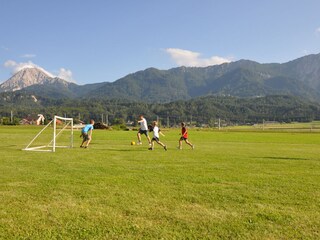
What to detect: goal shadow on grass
<box><xmin>2</xmin><ymin>145</ymin><xmax>20</xmax><ymax>149</ymax></box>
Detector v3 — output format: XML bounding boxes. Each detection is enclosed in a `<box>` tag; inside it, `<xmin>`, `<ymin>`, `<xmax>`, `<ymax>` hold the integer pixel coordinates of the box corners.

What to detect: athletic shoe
<box><xmin>164</xmin><ymin>145</ymin><xmax>167</xmax><ymax>151</ymax></box>
<box><xmin>177</xmin><ymin>146</ymin><xmax>182</xmax><ymax>150</ymax></box>
<box><xmin>137</xmin><ymin>142</ymin><xmax>142</xmax><ymax>145</ymax></box>
<box><xmin>192</xmin><ymin>145</ymin><xmax>195</xmax><ymax>150</ymax></box>
<box><xmin>148</xmin><ymin>147</ymin><xmax>153</xmax><ymax>150</ymax></box>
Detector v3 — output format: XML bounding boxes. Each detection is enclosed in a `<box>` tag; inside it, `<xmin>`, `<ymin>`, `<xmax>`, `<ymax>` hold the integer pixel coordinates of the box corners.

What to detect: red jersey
<box><xmin>181</xmin><ymin>127</ymin><xmax>188</xmax><ymax>138</ymax></box>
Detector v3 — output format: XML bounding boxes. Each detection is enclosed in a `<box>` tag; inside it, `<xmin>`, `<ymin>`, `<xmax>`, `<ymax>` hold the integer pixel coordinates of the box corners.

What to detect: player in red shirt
<box><xmin>178</xmin><ymin>122</ymin><xmax>194</xmax><ymax>150</ymax></box>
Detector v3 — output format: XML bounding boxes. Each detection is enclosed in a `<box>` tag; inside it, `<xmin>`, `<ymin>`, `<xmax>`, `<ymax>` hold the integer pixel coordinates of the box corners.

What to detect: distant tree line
<box><xmin>1</xmin><ymin>93</ymin><xmax>320</xmax><ymax>126</ymax></box>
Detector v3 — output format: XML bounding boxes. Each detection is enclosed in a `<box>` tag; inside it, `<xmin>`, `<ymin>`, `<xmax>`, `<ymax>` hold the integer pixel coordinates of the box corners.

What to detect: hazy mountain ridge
<box><xmin>86</xmin><ymin>53</ymin><xmax>320</xmax><ymax>101</ymax></box>
<box><xmin>1</xmin><ymin>53</ymin><xmax>320</xmax><ymax>102</ymax></box>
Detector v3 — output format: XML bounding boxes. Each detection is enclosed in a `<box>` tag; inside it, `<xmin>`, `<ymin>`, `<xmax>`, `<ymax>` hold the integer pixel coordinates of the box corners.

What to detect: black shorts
<box><xmin>82</xmin><ymin>132</ymin><xmax>90</xmax><ymax>141</ymax></box>
<box><xmin>138</xmin><ymin>129</ymin><xmax>148</xmax><ymax>136</ymax></box>
<box><xmin>180</xmin><ymin>136</ymin><xmax>187</xmax><ymax>141</ymax></box>
<box><xmin>152</xmin><ymin>137</ymin><xmax>160</xmax><ymax>142</ymax></box>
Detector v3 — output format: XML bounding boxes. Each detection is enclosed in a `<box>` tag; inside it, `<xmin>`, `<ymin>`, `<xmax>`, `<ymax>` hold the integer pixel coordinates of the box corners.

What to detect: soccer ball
<box><xmin>131</xmin><ymin>141</ymin><xmax>136</xmax><ymax>145</ymax></box>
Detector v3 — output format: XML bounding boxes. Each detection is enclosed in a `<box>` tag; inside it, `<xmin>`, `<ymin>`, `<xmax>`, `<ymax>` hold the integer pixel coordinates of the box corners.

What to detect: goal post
<box><xmin>23</xmin><ymin>115</ymin><xmax>74</xmax><ymax>152</ymax></box>
<box><xmin>51</xmin><ymin>116</ymin><xmax>74</xmax><ymax>151</ymax></box>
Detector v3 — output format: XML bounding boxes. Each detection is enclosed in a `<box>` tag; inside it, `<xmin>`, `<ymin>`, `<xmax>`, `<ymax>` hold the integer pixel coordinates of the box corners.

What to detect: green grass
<box><xmin>0</xmin><ymin>126</ymin><xmax>320</xmax><ymax>239</ymax></box>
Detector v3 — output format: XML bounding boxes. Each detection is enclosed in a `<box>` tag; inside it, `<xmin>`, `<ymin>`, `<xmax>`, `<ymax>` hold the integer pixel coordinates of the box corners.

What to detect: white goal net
<box><xmin>23</xmin><ymin>115</ymin><xmax>74</xmax><ymax>152</ymax></box>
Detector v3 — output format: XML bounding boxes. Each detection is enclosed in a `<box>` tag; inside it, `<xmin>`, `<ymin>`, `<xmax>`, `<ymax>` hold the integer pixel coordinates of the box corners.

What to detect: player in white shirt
<box><xmin>149</xmin><ymin>121</ymin><xmax>167</xmax><ymax>151</ymax></box>
<box><xmin>137</xmin><ymin>115</ymin><xmax>151</xmax><ymax>145</ymax></box>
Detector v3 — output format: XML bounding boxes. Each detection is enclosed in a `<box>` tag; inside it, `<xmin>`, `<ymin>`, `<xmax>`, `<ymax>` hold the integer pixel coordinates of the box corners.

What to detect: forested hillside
<box><xmin>2</xmin><ymin>54</ymin><xmax>320</xmax><ymax>125</ymax></box>
<box><xmin>2</xmin><ymin>53</ymin><xmax>320</xmax><ymax>103</ymax></box>
<box><xmin>1</xmin><ymin>92</ymin><xmax>319</xmax><ymax>125</ymax></box>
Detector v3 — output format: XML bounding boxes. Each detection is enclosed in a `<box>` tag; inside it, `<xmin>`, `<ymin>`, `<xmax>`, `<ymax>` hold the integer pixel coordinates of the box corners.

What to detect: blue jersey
<box><xmin>82</xmin><ymin>124</ymin><xmax>94</xmax><ymax>133</ymax></box>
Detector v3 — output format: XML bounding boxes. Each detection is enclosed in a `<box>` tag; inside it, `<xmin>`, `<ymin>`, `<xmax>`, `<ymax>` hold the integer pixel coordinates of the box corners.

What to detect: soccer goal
<box><xmin>23</xmin><ymin>115</ymin><xmax>74</xmax><ymax>152</ymax></box>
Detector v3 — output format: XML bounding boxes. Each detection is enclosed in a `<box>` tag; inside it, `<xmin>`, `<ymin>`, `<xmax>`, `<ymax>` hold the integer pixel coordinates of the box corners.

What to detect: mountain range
<box><xmin>1</xmin><ymin>53</ymin><xmax>320</xmax><ymax>102</ymax></box>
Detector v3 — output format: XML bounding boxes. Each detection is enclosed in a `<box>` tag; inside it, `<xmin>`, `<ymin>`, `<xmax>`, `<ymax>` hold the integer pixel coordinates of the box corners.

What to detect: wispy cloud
<box><xmin>315</xmin><ymin>27</ymin><xmax>320</xmax><ymax>36</ymax></box>
<box><xmin>20</xmin><ymin>54</ymin><xmax>36</xmax><ymax>58</ymax></box>
<box><xmin>165</xmin><ymin>48</ymin><xmax>233</xmax><ymax>67</ymax></box>
<box><xmin>3</xmin><ymin>60</ymin><xmax>76</xmax><ymax>83</ymax></box>
<box><xmin>57</xmin><ymin>68</ymin><xmax>75</xmax><ymax>83</ymax></box>
<box><xmin>1</xmin><ymin>46</ymin><xmax>10</xmax><ymax>51</ymax></box>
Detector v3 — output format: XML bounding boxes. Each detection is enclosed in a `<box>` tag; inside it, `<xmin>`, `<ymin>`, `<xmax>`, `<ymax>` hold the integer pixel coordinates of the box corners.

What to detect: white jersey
<box><xmin>153</xmin><ymin>126</ymin><xmax>160</xmax><ymax>138</ymax></box>
<box><xmin>139</xmin><ymin>118</ymin><xmax>148</xmax><ymax>131</ymax></box>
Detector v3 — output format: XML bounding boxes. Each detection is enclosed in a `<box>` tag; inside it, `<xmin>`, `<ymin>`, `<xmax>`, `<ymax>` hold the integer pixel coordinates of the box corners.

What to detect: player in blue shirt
<box><xmin>80</xmin><ymin>119</ymin><xmax>95</xmax><ymax>148</ymax></box>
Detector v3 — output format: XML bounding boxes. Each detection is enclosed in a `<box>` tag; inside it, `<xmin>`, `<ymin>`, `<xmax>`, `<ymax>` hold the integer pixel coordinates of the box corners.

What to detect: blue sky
<box><xmin>1</xmin><ymin>0</ymin><xmax>320</xmax><ymax>85</ymax></box>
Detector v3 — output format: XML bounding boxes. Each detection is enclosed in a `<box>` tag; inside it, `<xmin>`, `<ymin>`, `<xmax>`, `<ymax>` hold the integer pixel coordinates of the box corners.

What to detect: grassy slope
<box><xmin>0</xmin><ymin>126</ymin><xmax>319</xmax><ymax>239</ymax></box>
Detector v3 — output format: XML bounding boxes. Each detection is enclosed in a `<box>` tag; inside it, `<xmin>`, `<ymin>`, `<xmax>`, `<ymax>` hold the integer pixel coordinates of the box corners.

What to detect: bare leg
<box><xmin>137</xmin><ymin>132</ymin><xmax>142</xmax><ymax>144</ymax></box>
<box><xmin>149</xmin><ymin>140</ymin><xmax>155</xmax><ymax>150</ymax></box>
<box><xmin>80</xmin><ymin>139</ymin><xmax>85</xmax><ymax>147</ymax></box>
<box><xmin>86</xmin><ymin>138</ymin><xmax>91</xmax><ymax>147</ymax></box>
<box><xmin>185</xmin><ymin>139</ymin><xmax>194</xmax><ymax>149</ymax></box>
<box><xmin>157</xmin><ymin>141</ymin><xmax>167</xmax><ymax>150</ymax></box>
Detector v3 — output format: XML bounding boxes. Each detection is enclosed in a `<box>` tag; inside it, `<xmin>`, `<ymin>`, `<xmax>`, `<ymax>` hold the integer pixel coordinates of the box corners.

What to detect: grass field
<box><xmin>0</xmin><ymin>125</ymin><xmax>320</xmax><ymax>239</ymax></box>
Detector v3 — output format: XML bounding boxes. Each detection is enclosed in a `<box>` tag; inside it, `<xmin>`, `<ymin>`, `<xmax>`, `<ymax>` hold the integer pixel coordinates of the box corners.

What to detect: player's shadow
<box><xmin>260</xmin><ymin>156</ymin><xmax>309</xmax><ymax>161</ymax></box>
<box><xmin>92</xmin><ymin>147</ymin><xmax>146</xmax><ymax>152</ymax></box>
<box><xmin>110</xmin><ymin>148</ymin><xmax>146</xmax><ymax>152</ymax></box>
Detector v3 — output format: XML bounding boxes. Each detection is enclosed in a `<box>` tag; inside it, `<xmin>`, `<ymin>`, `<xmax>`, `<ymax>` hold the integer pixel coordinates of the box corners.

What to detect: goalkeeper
<box><xmin>80</xmin><ymin>119</ymin><xmax>95</xmax><ymax>148</ymax></box>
